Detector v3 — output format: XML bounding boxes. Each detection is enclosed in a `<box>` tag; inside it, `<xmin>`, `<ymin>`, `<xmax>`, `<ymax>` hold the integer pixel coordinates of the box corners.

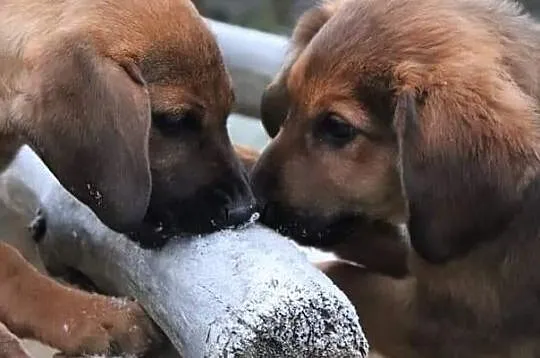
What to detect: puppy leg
<box><xmin>0</xmin><ymin>242</ymin><xmax>162</xmax><ymax>356</ymax></box>
<box><xmin>317</xmin><ymin>261</ymin><xmax>417</xmax><ymax>358</ymax></box>
<box><xmin>0</xmin><ymin>322</ymin><xmax>30</xmax><ymax>358</ymax></box>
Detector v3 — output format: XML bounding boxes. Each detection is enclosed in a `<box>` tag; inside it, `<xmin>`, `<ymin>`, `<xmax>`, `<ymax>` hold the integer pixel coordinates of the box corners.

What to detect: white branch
<box><xmin>0</xmin><ymin>146</ymin><xmax>368</xmax><ymax>357</ymax></box>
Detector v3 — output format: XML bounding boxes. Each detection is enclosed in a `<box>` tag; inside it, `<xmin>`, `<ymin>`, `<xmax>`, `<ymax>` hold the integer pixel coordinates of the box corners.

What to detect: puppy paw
<box><xmin>51</xmin><ymin>295</ymin><xmax>164</xmax><ymax>357</ymax></box>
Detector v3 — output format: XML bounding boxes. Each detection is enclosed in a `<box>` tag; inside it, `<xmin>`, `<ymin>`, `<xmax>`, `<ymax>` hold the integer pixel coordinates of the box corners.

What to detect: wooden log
<box><xmin>227</xmin><ymin>113</ymin><xmax>270</xmax><ymax>150</ymax></box>
<box><xmin>0</xmin><ymin>146</ymin><xmax>368</xmax><ymax>358</ymax></box>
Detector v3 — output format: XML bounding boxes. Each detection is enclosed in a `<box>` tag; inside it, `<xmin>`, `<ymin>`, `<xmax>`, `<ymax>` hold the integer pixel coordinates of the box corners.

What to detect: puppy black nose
<box><xmin>223</xmin><ymin>203</ymin><xmax>258</xmax><ymax>227</ymax></box>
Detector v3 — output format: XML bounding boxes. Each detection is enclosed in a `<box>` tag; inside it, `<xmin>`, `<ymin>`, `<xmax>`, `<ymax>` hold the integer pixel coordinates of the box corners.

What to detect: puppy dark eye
<box><xmin>152</xmin><ymin>109</ymin><xmax>201</xmax><ymax>135</ymax></box>
<box><xmin>314</xmin><ymin>113</ymin><xmax>358</xmax><ymax>147</ymax></box>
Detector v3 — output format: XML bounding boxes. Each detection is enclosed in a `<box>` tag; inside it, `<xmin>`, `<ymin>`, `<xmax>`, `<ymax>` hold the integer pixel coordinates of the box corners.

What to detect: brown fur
<box><xmin>0</xmin><ymin>243</ymin><xmax>161</xmax><ymax>355</ymax></box>
<box><xmin>252</xmin><ymin>0</ymin><xmax>540</xmax><ymax>356</ymax></box>
<box><xmin>234</xmin><ymin>144</ymin><xmax>260</xmax><ymax>172</ymax></box>
<box><xmin>0</xmin><ymin>0</ymin><xmax>256</xmax><ymax>354</ymax></box>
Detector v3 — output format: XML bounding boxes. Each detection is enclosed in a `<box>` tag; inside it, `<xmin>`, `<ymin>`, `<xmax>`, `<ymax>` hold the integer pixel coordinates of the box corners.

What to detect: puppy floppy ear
<box><xmin>12</xmin><ymin>36</ymin><xmax>151</xmax><ymax>233</ymax></box>
<box><xmin>260</xmin><ymin>74</ymin><xmax>290</xmax><ymax>138</ymax></box>
<box><xmin>393</xmin><ymin>89</ymin><xmax>527</xmax><ymax>263</ymax></box>
<box><xmin>261</xmin><ymin>4</ymin><xmax>335</xmax><ymax>138</ymax></box>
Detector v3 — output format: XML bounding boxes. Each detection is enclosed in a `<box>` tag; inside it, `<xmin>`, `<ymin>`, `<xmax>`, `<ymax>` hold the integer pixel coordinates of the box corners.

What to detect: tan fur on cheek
<box><xmin>280</xmin><ymin>136</ymin><xmax>405</xmax><ymax>223</ymax></box>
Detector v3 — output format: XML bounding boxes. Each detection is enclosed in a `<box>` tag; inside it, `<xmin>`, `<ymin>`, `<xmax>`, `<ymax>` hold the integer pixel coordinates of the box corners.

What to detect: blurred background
<box><xmin>194</xmin><ymin>0</ymin><xmax>540</xmax><ymax>35</ymax></box>
<box><xmin>193</xmin><ymin>0</ymin><xmax>311</xmax><ymax>35</ymax></box>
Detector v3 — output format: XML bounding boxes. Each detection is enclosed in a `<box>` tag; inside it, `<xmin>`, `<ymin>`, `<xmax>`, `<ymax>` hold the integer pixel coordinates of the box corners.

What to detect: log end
<box><xmin>209</xmin><ymin>288</ymin><xmax>368</xmax><ymax>357</ymax></box>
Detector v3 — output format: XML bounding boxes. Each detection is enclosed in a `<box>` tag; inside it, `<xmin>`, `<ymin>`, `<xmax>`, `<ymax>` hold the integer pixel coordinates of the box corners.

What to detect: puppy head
<box><xmin>253</xmin><ymin>1</ymin><xmax>406</xmax><ymax>249</ymax></box>
<box><xmin>14</xmin><ymin>0</ymin><xmax>256</xmax><ymax>238</ymax></box>
<box><xmin>252</xmin><ymin>0</ymin><xmax>540</xmax><ymax>262</ymax></box>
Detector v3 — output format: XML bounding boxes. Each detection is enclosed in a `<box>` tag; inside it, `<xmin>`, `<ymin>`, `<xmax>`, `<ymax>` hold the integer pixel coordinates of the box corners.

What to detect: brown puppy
<box><xmin>0</xmin><ymin>0</ymin><xmax>256</xmax><ymax>354</ymax></box>
<box><xmin>253</xmin><ymin>0</ymin><xmax>409</xmax><ymax>277</ymax></box>
<box><xmin>252</xmin><ymin>0</ymin><xmax>540</xmax><ymax>356</ymax></box>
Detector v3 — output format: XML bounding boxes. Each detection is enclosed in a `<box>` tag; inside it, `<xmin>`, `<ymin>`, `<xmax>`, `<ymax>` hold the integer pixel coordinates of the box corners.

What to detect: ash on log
<box><xmin>0</xmin><ymin>146</ymin><xmax>369</xmax><ymax>358</ymax></box>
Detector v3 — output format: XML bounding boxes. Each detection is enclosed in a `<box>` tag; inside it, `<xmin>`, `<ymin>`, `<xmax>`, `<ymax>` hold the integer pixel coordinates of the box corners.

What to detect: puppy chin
<box><xmin>126</xmin><ymin>212</ymin><xmax>224</xmax><ymax>250</ymax></box>
<box><xmin>126</xmin><ymin>224</ymin><xmax>192</xmax><ymax>250</ymax></box>
<box><xmin>260</xmin><ymin>201</ymin><xmax>360</xmax><ymax>248</ymax></box>
<box><xmin>127</xmin><ymin>193</ymin><xmax>258</xmax><ymax>249</ymax></box>
<box><xmin>126</xmin><ymin>210</ymin><xmax>227</xmax><ymax>250</ymax></box>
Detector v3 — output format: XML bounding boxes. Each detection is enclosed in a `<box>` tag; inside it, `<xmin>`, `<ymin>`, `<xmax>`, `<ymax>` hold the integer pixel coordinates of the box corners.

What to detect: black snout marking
<box><xmin>129</xmin><ymin>169</ymin><xmax>258</xmax><ymax>249</ymax></box>
<box><xmin>223</xmin><ymin>202</ymin><xmax>258</xmax><ymax>228</ymax></box>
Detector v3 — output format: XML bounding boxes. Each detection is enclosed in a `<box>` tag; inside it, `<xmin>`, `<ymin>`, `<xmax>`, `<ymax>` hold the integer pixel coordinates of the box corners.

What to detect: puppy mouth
<box><xmin>259</xmin><ymin>201</ymin><xmax>360</xmax><ymax>248</ymax></box>
<box><xmin>127</xmin><ymin>186</ymin><xmax>259</xmax><ymax>249</ymax></box>
<box><xmin>127</xmin><ymin>208</ymin><xmax>259</xmax><ymax>249</ymax></box>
